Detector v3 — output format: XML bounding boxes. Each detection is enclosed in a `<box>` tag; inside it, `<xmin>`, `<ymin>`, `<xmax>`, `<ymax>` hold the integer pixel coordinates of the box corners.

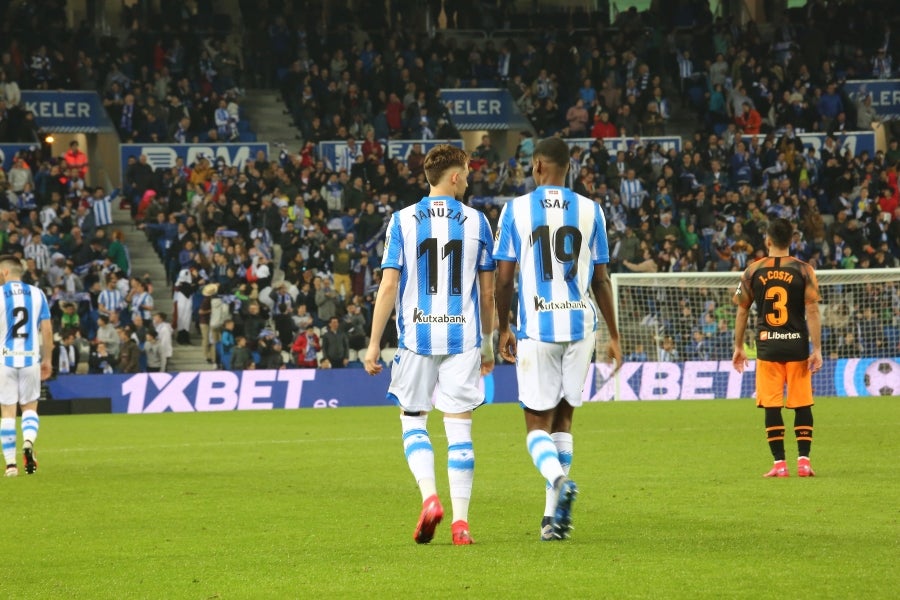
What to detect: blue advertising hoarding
<box><xmin>846</xmin><ymin>79</ymin><xmax>900</xmax><ymax>119</ymax></box>
<box><xmin>386</xmin><ymin>139</ymin><xmax>464</xmax><ymax>160</ymax></box>
<box><xmin>46</xmin><ymin>358</ymin><xmax>899</xmax><ymax>414</ymax></box>
<box><xmin>119</xmin><ymin>143</ymin><xmax>270</xmax><ymax>176</ymax></box>
<box><xmin>20</xmin><ymin>90</ymin><xmax>115</xmax><ymax>133</ymax></box>
<box><xmin>440</xmin><ymin>88</ymin><xmax>514</xmax><ymax>130</ymax></box>
<box><xmin>318</xmin><ymin>139</ymin><xmax>463</xmax><ymax>172</ymax></box>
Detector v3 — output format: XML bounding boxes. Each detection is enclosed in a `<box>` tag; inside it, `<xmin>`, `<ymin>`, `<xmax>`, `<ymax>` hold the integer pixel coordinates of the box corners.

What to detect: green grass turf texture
<box><xmin>2</xmin><ymin>397</ymin><xmax>898</xmax><ymax>599</ymax></box>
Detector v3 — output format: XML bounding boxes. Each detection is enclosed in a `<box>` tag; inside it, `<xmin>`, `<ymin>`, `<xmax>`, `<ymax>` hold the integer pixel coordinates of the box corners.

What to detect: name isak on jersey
<box><xmin>413</xmin><ymin>308</ymin><xmax>466</xmax><ymax>324</ymax></box>
<box><xmin>533</xmin><ymin>296</ymin><xmax>588</xmax><ymax>311</ymax></box>
<box><xmin>541</xmin><ymin>197</ymin><xmax>570</xmax><ymax>209</ymax></box>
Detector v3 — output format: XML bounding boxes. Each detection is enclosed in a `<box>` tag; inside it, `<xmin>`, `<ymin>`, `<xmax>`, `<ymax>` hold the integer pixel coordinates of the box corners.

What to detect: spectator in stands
<box><xmin>291</xmin><ymin>324</ymin><xmax>320</xmax><ymax>368</ymax></box>
<box><xmin>472</xmin><ymin>134</ymin><xmax>500</xmax><ymax>169</ymax></box>
<box><xmin>565</xmin><ymin>98</ymin><xmax>589</xmax><ymax>137</ymax></box>
<box><xmin>735</xmin><ymin>102</ymin><xmax>762</xmax><ymax>135</ymax></box>
<box><xmin>117</xmin><ymin>326</ymin><xmax>140</xmax><ymax>373</ymax></box>
<box><xmin>321</xmin><ymin>316</ymin><xmax>349</xmax><ymax>368</ymax></box>
<box><xmin>591</xmin><ymin>110</ymin><xmax>617</xmax><ymax>140</ymax></box>
<box><xmin>145</xmin><ymin>330</ymin><xmax>163</xmax><ymax>372</ymax></box>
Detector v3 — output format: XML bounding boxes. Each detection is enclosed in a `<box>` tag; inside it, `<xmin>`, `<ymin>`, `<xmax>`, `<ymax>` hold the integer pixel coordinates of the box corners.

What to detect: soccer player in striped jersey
<box><xmin>0</xmin><ymin>255</ymin><xmax>52</xmax><ymax>477</ymax></box>
<box><xmin>494</xmin><ymin>137</ymin><xmax>622</xmax><ymax>541</ymax></box>
<box><xmin>364</xmin><ymin>144</ymin><xmax>496</xmax><ymax>546</ymax></box>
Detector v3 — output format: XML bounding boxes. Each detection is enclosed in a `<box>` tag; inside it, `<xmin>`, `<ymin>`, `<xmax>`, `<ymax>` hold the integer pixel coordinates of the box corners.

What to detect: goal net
<box><xmin>588</xmin><ymin>269</ymin><xmax>900</xmax><ymax>401</ymax></box>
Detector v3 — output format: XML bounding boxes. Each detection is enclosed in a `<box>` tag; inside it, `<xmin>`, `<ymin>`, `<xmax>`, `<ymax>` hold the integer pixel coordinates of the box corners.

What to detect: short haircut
<box><xmin>423</xmin><ymin>144</ymin><xmax>468</xmax><ymax>187</ymax></box>
<box><xmin>533</xmin><ymin>137</ymin><xmax>571</xmax><ymax>171</ymax></box>
<box><xmin>766</xmin><ymin>218</ymin><xmax>793</xmax><ymax>250</ymax></box>
<box><xmin>0</xmin><ymin>254</ymin><xmax>22</xmax><ymax>277</ymax></box>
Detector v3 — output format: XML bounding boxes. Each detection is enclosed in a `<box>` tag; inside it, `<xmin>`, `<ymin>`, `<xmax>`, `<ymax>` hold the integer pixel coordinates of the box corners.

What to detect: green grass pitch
<box><xmin>2</xmin><ymin>397</ymin><xmax>898</xmax><ymax>599</ymax></box>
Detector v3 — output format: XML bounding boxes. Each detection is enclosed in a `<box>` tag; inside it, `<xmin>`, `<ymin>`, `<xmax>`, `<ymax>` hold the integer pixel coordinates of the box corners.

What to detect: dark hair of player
<box><xmin>533</xmin><ymin>137</ymin><xmax>571</xmax><ymax>171</ymax></box>
<box><xmin>766</xmin><ymin>218</ymin><xmax>793</xmax><ymax>250</ymax></box>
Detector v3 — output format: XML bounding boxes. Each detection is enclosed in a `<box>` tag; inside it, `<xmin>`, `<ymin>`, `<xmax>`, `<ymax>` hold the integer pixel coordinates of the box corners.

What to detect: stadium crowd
<box><xmin>0</xmin><ymin>0</ymin><xmax>897</xmax><ymax>375</ymax></box>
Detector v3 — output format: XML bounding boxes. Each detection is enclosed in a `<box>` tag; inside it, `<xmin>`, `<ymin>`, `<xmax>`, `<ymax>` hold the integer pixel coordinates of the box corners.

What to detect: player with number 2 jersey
<box><xmin>0</xmin><ymin>255</ymin><xmax>53</xmax><ymax>478</ymax></box>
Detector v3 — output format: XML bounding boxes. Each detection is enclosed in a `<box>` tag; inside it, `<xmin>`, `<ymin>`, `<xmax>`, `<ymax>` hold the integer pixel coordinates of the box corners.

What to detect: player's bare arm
<box><xmin>806</xmin><ymin>301</ymin><xmax>823</xmax><ymax>374</ymax></box>
<box><xmin>40</xmin><ymin>319</ymin><xmax>52</xmax><ymax>381</ymax></box>
<box><xmin>478</xmin><ymin>270</ymin><xmax>495</xmax><ymax>376</ymax></box>
<box><xmin>494</xmin><ymin>260</ymin><xmax>517</xmax><ymax>362</ymax></box>
<box><xmin>732</xmin><ymin>304</ymin><xmax>750</xmax><ymax>374</ymax></box>
<box><xmin>590</xmin><ymin>263</ymin><xmax>622</xmax><ymax>371</ymax></box>
<box><xmin>363</xmin><ymin>267</ymin><xmax>399</xmax><ymax>375</ymax></box>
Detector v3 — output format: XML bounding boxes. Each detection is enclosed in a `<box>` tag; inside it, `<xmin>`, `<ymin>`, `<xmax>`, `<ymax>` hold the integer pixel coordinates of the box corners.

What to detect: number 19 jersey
<box><xmin>0</xmin><ymin>281</ymin><xmax>51</xmax><ymax>368</ymax></box>
<box><xmin>382</xmin><ymin>196</ymin><xmax>495</xmax><ymax>356</ymax></box>
<box><xmin>493</xmin><ymin>186</ymin><xmax>609</xmax><ymax>343</ymax></box>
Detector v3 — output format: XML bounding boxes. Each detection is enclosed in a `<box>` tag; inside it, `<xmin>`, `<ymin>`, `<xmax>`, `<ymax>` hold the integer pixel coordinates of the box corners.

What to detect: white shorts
<box><xmin>0</xmin><ymin>365</ymin><xmax>42</xmax><ymax>406</ymax></box>
<box><xmin>387</xmin><ymin>347</ymin><xmax>483</xmax><ymax>414</ymax></box>
<box><xmin>515</xmin><ymin>337</ymin><xmax>594</xmax><ymax>412</ymax></box>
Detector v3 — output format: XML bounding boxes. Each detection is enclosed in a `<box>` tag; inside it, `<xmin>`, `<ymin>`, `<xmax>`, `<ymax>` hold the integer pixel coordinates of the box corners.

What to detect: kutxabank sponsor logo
<box><xmin>533</xmin><ymin>296</ymin><xmax>588</xmax><ymax>312</ymax></box>
<box><xmin>412</xmin><ymin>308</ymin><xmax>466</xmax><ymax>324</ymax></box>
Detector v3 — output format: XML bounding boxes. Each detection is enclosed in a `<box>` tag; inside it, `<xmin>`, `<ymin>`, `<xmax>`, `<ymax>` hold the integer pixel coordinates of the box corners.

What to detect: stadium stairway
<box><xmin>112</xmin><ymin>204</ymin><xmax>214</xmax><ymax>372</ymax></box>
<box><xmin>241</xmin><ymin>89</ymin><xmax>303</xmax><ymax>149</ymax></box>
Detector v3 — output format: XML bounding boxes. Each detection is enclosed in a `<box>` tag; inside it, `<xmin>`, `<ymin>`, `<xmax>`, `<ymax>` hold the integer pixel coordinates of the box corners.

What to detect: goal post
<box><xmin>588</xmin><ymin>268</ymin><xmax>900</xmax><ymax>401</ymax></box>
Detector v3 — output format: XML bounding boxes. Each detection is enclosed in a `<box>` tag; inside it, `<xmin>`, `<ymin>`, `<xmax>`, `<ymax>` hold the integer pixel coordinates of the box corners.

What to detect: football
<box><xmin>863</xmin><ymin>359</ymin><xmax>900</xmax><ymax>397</ymax></box>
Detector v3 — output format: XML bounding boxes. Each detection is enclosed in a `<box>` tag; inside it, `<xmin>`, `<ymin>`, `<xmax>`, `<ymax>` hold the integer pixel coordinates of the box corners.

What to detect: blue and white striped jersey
<box><xmin>493</xmin><ymin>185</ymin><xmax>609</xmax><ymax>343</ymax></box>
<box><xmin>382</xmin><ymin>196</ymin><xmax>495</xmax><ymax>356</ymax></box>
<box><xmin>92</xmin><ymin>194</ymin><xmax>114</xmax><ymax>227</ymax></box>
<box><xmin>98</xmin><ymin>288</ymin><xmax>124</xmax><ymax>315</ymax></box>
<box><xmin>0</xmin><ymin>281</ymin><xmax>51</xmax><ymax>367</ymax></box>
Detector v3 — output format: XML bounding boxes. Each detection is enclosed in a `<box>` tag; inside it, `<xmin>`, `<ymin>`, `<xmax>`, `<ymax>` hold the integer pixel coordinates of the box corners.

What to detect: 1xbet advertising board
<box><xmin>46</xmin><ymin>359</ymin><xmax>899</xmax><ymax>414</ymax></box>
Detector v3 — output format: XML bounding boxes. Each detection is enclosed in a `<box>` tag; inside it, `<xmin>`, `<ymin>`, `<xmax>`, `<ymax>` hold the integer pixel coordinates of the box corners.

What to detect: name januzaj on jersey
<box><xmin>412</xmin><ymin>206</ymin><xmax>469</xmax><ymax>225</ymax></box>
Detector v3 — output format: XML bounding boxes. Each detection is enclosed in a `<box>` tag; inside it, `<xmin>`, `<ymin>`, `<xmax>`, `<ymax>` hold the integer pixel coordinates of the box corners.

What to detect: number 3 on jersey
<box><xmin>765</xmin><ymin>286</ymin><xmax>788</xmax><ymax>327</ymax></box>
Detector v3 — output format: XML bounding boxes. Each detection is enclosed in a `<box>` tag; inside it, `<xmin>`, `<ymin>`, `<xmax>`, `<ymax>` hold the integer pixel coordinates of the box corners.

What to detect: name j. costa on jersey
<box><xmin>412</xmin><ymin>308</ymin><xmax>466</xmax><ymax>324</ymax></box>
<box><xmin>533</xmin><ymin>296</ymin><xmax>589</xmax><ymax>311</ymax></box>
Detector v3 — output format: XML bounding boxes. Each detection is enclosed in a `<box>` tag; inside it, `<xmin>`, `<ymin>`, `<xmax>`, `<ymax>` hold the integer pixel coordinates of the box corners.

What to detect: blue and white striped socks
<box><xmin>1</xmin><ymin>418</ymin><xmax>15</xmax><ymax>466</ymax></box>
<box><xmin>526</xmin><ymin>429</ymin><xmax>565</xmax><ymax>485</ymax></box>
<box><xmin>21</xmin><ymin>410</ymin><xmax>39</xmax><ymax>447</ymax></box>
<box><xmin>445</xmin><ymin>417</ymin><xmax>474</xmax><ymax>524</ymax></box>
<box><xmin>401</xmin><ymin>414</ymin><xmax>437</xmax><ymax>500</ymax></box>
<box><xmin>544</xmin><ymin>432</ymin><xmax>574</xmax><ymax>518</ymax></box>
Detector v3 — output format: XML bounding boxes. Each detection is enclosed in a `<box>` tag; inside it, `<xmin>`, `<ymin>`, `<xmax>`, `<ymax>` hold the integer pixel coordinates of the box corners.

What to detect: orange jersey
<box><xmin>735</xmin><ymin>256</ymin><xmax>820</xmax><ymax>362</ymax></box>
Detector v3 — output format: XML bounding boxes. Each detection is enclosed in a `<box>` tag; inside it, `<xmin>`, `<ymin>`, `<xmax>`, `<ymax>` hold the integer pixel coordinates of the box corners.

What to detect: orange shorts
<box><xmin>755</xmin><ymin>359</ymin><xmax>814</xmax><ymax>409</ymax></box>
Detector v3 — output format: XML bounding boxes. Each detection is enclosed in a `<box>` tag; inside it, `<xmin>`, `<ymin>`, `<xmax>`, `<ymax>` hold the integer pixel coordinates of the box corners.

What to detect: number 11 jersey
<box><xmin>493</xmin><ymin>186</ymin><xmax>609</xmax><ymax>343</ymax></box>
<box><xmin>382</xmin><ymin>196</ymin><xmax>495</xmax><ymax>356</ymax></box>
